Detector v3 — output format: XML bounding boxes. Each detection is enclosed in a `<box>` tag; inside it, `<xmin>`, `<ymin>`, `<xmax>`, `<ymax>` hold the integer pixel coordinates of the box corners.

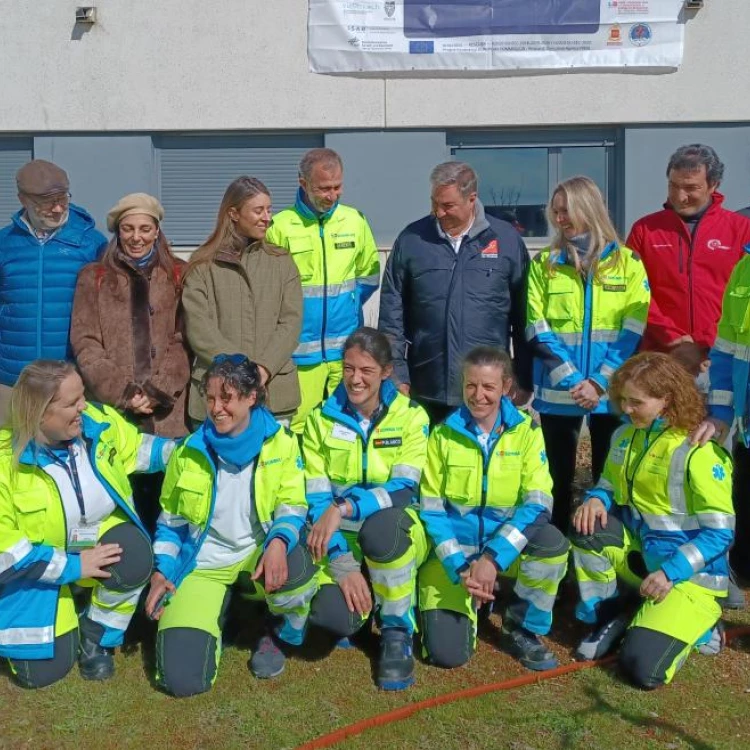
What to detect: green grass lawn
<box><xmin>2</xmin><ymin>602</ymin><xmax>750</xmax><ymax>750</ymax></box>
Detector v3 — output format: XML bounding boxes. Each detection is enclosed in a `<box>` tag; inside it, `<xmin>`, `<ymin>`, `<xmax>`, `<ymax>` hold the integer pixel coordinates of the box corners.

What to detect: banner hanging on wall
<box><xmin>308</xmin><ymin>0</ymin><xmax>685</xmax><ymax>74</ymax></box>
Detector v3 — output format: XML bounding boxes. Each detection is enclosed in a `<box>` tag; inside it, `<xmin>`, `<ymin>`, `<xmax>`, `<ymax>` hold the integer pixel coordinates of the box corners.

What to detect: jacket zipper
<box><xmin>319</xmin><ymin>220</ymin><xmax>328</xmax><ymax>362</ymax></box>
<box><xmin>37</xmin><ymin>239</ymin><xmax>44</xmax><ymax>357</ymax></box>
<box><xmin>444</xmin><ymin>244</ymin><xmax>460</xmax><ymax>400</ymax></box>
<box><xmin>360</xmin><ymin>404</ymin><xmax>389</xmax><ymax>486</ymax></box>
<box><xmin>581</xmin><ymin>271</ymin><xmax>592</xmax><ymax>378</ymax></box>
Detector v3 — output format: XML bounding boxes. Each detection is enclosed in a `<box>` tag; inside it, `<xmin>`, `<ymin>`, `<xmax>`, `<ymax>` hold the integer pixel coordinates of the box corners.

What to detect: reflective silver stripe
<box><xmin>369</xmin><ymin>561</ymin><xmax>415</xmax><ymax>588</ymax></box>
<box><xmin>734</xmin><ymin>344</ymin><xmax>750</xmax><ymax>363</ymax></box>
<box><xmin>708</xmin><ymin>390</ymin><xmax>734</xmax><ymax>407</ymax></box>
<box><xmin>523</xmin><ymin>491</ymin><xmax>553</xmax><ymax>512</ymax></box>
<box><xmin>276</xmin><ymin>503</ymin><xmax>307</xmax><ymax>519</ymax></box>
<box><xmin>303</xmin><ymin>279</ymin><xmax>357</xmax><ymax>299</ymax></box>
<box><xmin>447</xmin><ymin>499</ymin><xmax>475</xmax><ymax>517</ymax></box>
<box><xmin>0</xmin><ymin>538</ymin><xmax>33</xmax><ymax>575</ymax></box>
<box><xmin>599</xmin><ymin>363</ymin><xmax>615</xmax><ymax>379</ymax></box>
<box><xmin>332</xmin><ymin>480</ymin><xmax>356</xmax><ymax>495</ymax></box>
<box><xmin>371</xmin><ymin>487</ymin><xmax>393</xmax><ymax>511</ymax></box>
<box><xmin>697</xmin><ymin>512</ymin><xmax>735</xmax><ymax>530</ymax></box>
<box><xmin>577</xmin><ymin>579</ymin><xmax>617</xmax><ymax>602</ymax></box>
<box><xmin>690</xmin><ymin>572</ymin><xmax>728</xmax><ymax>592</ymax></box>
<box><xmin>135</xmin><ymin>434</ymin><xmax>156</xmax><ymax>471</ymax></box>
<box><xmin>622</xmin><ymin>317</ymin><xmax>646</xmax><ymax>335</ymax></box>
<box><xmin>536</xmin><ymin>387</ymin><xmax>576</xmax><ymax>406</ymax></box>
<box><xmin>306</xmin><ymin>477</ymin><xmax>332</xmax><ymax>494</ymax></box>
<box><xmin>39</xmin><ymin>549</ymin><xmax>68</xmax><ymax>583</ymax></box>
<box><xmin>269</xmin><ymin>586</ymin><xmax>316</xmax><ymax>611</ymax></box>
<box><xmin>679</xmin><ymin>542</ymin><xmax>706</xmax><ymax>573</ymax></box>
<box><xmin>589</xmin><ymin>330</ymin><xmax>619</xmax><ymax>343</ymax></box>
<box><xmin>667</xmin><ymin>439</ymin><xmax>692</xmax><ymax>515</ymax></box>
<box><xmin>0</xmin><ymin>625</ymin><xmax>54</xmax><ymax>646</ymax></box>
<box><xmin>520</xmin><ymin>559</ymin><xmax>567</xmax><ymax>583</ymax></box>
<box><xmin>341</xmin><ymin>518</ymin><xmax>364</xmax><ymax>532</ymax></box>
<box><xmin>358</xmin><ymin>273</ymin><xmax>380</xmax><ymax>288</ymax></box>
<box><xmin>420</xmin><ymin>496</ymin><xmax>446</xmax><ymax>513</ymax></box>
<box><xmin>549</xmin><ymin>361</ymin><xmax>578</xmax><ymax>387</ymax></box>
<box><xmin>572</xmin><ymin>548</ymin><xmax>614</xmax><ymax>574</ymax></box>
<box><xmin>460</xmin><ymin>544</ymin><xmax>480</xmax><ymax>559</ymax></box>
<box><xmin>272</xmin><ymin>522</ymin><xmax>301</xmax><ymax>541</ymax></box>
<box><xmin>713</xmin><ymin>337</ymin><xmax>736</xmax><ymax>355</ymax></box>
<box><xmin>596</xmin><ymin>476</ymin><xmax>615</xmax><ymax>492</ymax></box>
<box><xmin>525</xmin><ymin>320</ymin><xmax>551</xmax><ymax>340</ymax></box>
<box><xmin>391</xmin><ymin>464</ymin><xmax>421</xmax><ymax>483</ymax></box>
<box><xmin>153</xmin><ymin>540</ymin><xmax>180</xmax><ymax>559</ymax></box>
<box><xmin>88</xmin><ymin>605</ymin><xmax>135</xmax><ymax>631</ymax></box>
<box><xmin>295</xmin><ymin>339</ymin><xmax>323</xmax><ymax>356</ymax></box>
<box><xmin>323</xmin><ymin>335</ymin><xmax>350</xmax><ymax>352</ymax></box>
<box><xmin>556</xmin><ymin>331</ymin><xmax>583</xmax><ymax>346</ymax></box>
<box><xmin>161</xmin><ymin>440</ymin><xmax>177</xmax><ymax>467</ymax></box>
<box><xmin>499</xmin><ymin>525</ymin><xmax>527</xmax><ymax>553</ymax></box>
<box><xmin>436</xmin><ymin>538</ymin><xmax>462</xmax><ymax>561</ymax></box>
<box><xmin>96</xmin><ymin>587</ymin><xmax>141</xmax><ymax>608</ymax></box>
<box><xmin>379</xmin><ymin>593</ymin><xmax>412</xmax><ymax>617</ymax></box>
<box><xmin>158</xmin><ymin>510</ymin><xmax>188</xmax><ymax>528</ymax></box>
<box><xmin>640</xmin><ymin>512</ymin><xmax>700</xmax><ymax>532</ymax></box>
<box><xmin>513</xmin><ymin>581</ymin><xmax>556</xmax><ymax>613</ymax></box>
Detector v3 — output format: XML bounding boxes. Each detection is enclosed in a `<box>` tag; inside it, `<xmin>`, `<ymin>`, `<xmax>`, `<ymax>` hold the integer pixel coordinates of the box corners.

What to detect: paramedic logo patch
<box><xmin>713</xmin><ymin>464</ymin><xmax>726</xmax><ymax>481</ymax></box>
<box><xmin>481</xmin><ymin>240</ymin><xmax>499</xmax><ymax>258</ymax></box>
<box><xmin>384</xmin><ymin>1</ymin><xmax>395</xmax><ymax>17</ymax></box>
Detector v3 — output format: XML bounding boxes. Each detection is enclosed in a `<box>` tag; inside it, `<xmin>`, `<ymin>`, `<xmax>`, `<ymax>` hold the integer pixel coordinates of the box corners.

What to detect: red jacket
<box><xmin>626</xmin><ymin>192</ymin><xmax>750</xmax><ymax>352</ymax></box>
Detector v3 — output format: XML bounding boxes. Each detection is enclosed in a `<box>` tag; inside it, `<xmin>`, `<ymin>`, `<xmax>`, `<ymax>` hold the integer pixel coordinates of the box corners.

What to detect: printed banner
<box><xmin>308</xmin><ymin>0</ymin><xmax>685</xmax><ymax>73</ymax></box>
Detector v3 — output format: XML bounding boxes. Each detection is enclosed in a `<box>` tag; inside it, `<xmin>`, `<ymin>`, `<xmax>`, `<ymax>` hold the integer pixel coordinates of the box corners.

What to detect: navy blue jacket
<box><xmin>378</xmin><ymin>201</ymin><xmax>531</xmax><ymax>406</ymax></box>
<box><xmin>0</xmin><ymin>205</ymin><xmax>106</xmax><ymax>386</ymax></box>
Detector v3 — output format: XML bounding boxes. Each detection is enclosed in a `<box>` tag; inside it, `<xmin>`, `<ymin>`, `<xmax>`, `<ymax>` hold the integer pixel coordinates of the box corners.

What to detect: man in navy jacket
<box><xmin>0</xmin><ymin>160</ymin><xmax>106</xmax><ymax>421</ymax></box>
<box><xmin>378</xmin><ymin>161</ymin><xmax>531</xmax><ymax>424</ymax></box>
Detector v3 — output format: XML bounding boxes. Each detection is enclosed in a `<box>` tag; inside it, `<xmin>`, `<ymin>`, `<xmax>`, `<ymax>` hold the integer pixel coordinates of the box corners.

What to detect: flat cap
<box><xmin>106</xmin><ymin>193</ymin><xmax>164</xmax><ymax>233</ymax></box>
<box><xmin>16</xmin><ymin>160</ymin><xmax>70</xmax><ymax>197</ymax></box>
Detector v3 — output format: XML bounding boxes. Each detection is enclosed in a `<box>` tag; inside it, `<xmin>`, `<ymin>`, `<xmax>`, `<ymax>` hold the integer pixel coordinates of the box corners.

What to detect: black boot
<box><xmin>79</xmin><ymin>636</ymin><xmax>114</xmax><ymax>681</ymax></box>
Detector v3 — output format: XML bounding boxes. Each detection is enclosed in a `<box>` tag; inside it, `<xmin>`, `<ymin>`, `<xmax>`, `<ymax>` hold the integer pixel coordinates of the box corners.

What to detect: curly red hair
<box><xmin>609</xmin><ymin>352</ymin><xmax>706</xmax><ymax>432</ymax></box>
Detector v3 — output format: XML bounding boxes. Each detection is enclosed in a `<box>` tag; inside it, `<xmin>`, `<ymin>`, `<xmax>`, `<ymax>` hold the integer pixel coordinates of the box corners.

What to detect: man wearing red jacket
<box><xmin>627</xmin><ymin>144</ymin><xmax>750</xmax><ymax>374</ymax></box>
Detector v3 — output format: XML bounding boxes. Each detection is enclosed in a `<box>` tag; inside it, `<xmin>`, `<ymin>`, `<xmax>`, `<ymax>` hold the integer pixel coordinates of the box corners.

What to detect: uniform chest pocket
<box><xmin>545</xmin><ymin>276</ymin><xmax>579</xmax><ymax>320</ymax></box>
<box><xmin>323</xmin><ymin>435</ymin><xmax>357</xmax><ymax>483</ymax></box>
<box><xmin>13</xmin><ymin>492</ymin><xmax>48</xmax><ymax>542</ymax></box>
<box><xmin>288</xmin><ymin>236</ymin><xmax>316</xmax><ymax>282</ymax></box>
<box><xmin>444</xmin><ymin>453</ymin><xmax>477</xmax><ymax>502</ymax></box>
<box><xmin>171</xmin><ymin>471</ymin><xmax>212</xmax><ymax>526</ymax></box>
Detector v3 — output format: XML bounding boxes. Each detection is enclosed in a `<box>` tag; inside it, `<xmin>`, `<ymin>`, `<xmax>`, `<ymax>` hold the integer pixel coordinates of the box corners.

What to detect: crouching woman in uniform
<box><xmin>304</xmin><ymin>327</ymin><xmax>430</xmax><ymax>691</ymax></box>
<box><xmin>571</xmin><ymin>352</ymin><xmax>734</xmax><ymax>688</ymax></box>
<box><xmin>0</xmin><ymin>360</ymin><xmax>167</xmax><ymax>687</ymax></box>
<box><xmin>419</xmin><ymin>346</ymin><xmax>569</xmax><ymax>672</ymax></box>
<box><xmin>145</xmin><ymin>355</ymin><xmax>317</xmax><ymax>697</ymax></box>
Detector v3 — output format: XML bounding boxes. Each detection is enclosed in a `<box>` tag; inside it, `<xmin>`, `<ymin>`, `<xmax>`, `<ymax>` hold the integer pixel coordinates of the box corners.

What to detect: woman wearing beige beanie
<box><xmin>182</xmin><ymin>177</ymin><xmax>302</xmax><ymax>426</ymax></box>
<box><xmin>70</xmin><ymin>193</ymin><xmax>191</xmax><ymax>529</ymax></box>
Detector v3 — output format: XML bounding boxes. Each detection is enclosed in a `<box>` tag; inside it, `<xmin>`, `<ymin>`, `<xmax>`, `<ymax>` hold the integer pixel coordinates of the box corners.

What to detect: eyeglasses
<box><xmin>212</xmin><ymin>353</ymin><xmax>250</xmax><ymax>366</ymax></box>
<box><xmin>26</xmin><ymin>192</ymin><xmax>71</xmax><ymax>212</ymax></box>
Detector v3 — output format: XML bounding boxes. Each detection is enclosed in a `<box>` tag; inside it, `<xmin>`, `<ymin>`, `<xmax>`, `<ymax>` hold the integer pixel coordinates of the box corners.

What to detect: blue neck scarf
<box><xmin>294</xmin><ymin>187</ymin><xmax>338</xmax><ymax>223</ymax></box>
<box><xmin>203</xmin><ymin>411</ymin><xmax>266</xmax><ymax>468</ymax></box>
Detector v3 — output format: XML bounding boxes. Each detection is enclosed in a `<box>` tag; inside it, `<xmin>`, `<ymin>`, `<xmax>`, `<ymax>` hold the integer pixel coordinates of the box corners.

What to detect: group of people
<box><xmin>0</xmin><ymin>142</ymin><xmax>748</xmax><ymax>697</ymax></box>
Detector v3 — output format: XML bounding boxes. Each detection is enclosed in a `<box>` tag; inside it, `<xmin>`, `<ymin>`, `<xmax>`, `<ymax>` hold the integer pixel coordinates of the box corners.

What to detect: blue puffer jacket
<box><xmin>0</xmin><ymin>205</ymin><xmax>107</xmax><ymax>386</ymax></box>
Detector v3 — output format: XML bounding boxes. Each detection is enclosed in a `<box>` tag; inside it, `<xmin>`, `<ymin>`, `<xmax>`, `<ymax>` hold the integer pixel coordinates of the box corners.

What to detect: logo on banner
<box><xmin>629</xmin><ymin>23</ymin><xmax>652</xmax><ymax>47</ymax></box>
<box><xmin>607</xmin><ymin>24</ymin><xmax>622</xmax><ymax>47</ymax></box>
<box><xmin>384</xmin><ymin>1</ymin><xmax>395</xmax><ymax>17</ymax></box>
<box><xmin>481</xmin><ymin>240</ymin><xmax>499</xmax><ymax>258</ymax></box>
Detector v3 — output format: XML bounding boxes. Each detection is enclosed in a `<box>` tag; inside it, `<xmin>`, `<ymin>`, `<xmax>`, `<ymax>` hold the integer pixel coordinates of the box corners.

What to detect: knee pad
<box><xmin>157</xmin><ymin>627</ymin><xmax>217</xmax><ymax>697</ymax></box>
<box><xmin>619</xmin><ymin>627</ymin><xmax>687</xmax><ymax>691</ymax></box>
<box><xmin>570</xmin><ymin>515</ymin><xmax>624</xmax><ymax>554</ymax></box>
<box><xmin>524</xmin><ymin>520</ymin><xmax>570</xmax><ymax>558</ymax></box>
<box><xmin>422</xmin><ymin>609</ymin><xmax>473</xmax><ymax>668</ymax></box>
<box><xmin>308</xmin><ymin>584</ymin><xmax>364</xmax><ymax>638</ymax></box>
<box><xmin>99</xmin><ymin>523</ymin><xmax>154</xmax><ymax>591</ymax></box>
<box><xmin>359</xmin><ymin>507</ymin><xmax>414</xmax><ymax>562</ymax></box>
<box><xmin>279</xmin><ymin>544</ymin><xmax>316</xmax><ymax>592</ymax></box>
<box><xmin>11</xmin><ymin>629</ymin><xmax>79</xmax><ymax>689</ymax></box>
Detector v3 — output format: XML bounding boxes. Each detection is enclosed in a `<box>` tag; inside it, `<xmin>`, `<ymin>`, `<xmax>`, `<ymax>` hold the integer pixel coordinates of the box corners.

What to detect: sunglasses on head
<box><xmin>212</xmin><ymin>353</ymin><xmax>250</xmax><ymax>366</ymax></box>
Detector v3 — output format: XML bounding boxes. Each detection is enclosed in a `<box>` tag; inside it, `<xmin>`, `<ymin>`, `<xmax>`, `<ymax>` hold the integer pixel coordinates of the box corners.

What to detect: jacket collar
<box><xmin>321</xmin><ymin>379</ymin><xmax>399</xmax><ymax>435</ymax></box>
<box><xmin>294</xmin><ymin>187</ymin><xmax>339</xmax><ymax>223</ymax></box>
<box><xmin>19</xmin><ymin>411</ymin><xmax>107</xmax><ymax>467</ymax></box>
<box><xmin>552</xmin><ymin>240</ymin><xmax>619</xmax><ymax>266</ymax></box>
<box><xmin>11</xmin><ymin>203</ymin><xmax>97</xmax><ymax>247</ymax></box>
<box><xmin>434</xmin><ymin>198</ymin><xmax>490</xmax><ymax>244</ymax></box>
<box><xmin>444</xmin><ymin>396</ymin><xmax>524</xmax><ymax>446</ymax></box>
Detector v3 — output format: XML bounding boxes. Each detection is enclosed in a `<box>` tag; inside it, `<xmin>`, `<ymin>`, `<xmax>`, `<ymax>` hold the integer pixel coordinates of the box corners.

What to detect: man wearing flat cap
<box><xmin>0</xmin><ymin>160</ymin><xmax>107</xmax><ymax>421</ymax></box>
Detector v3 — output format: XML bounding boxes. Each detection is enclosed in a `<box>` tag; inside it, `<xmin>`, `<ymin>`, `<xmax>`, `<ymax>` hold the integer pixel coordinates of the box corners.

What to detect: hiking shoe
<box><xmin>719</xmin><ymin>573</ymin><xmax>746</xmax><ymax>611</ymax></box>
<box><xmin>697</xmin><ymin>621</ymin><xmax>725</xmax><ymax>656</ymax></box>
<box><xmin>575</xmin><ymin>613</ymin><xmax>629</xmax><ymax>661</ymax></box>
<box><xmin>249</xmin><ymin>634</ymin><xmax>286</xmax><ymax>679</ymax></box>
<box><xmin>499</xmin><ymin>623</ymin><xmax>558</xmax><ymax>671</ymax></box>
<box><xmin>79</xmin><ymin>637</ymin><xmax>114</xmax><ymax>681</ymax></box>
<box><xmin>377</xmin><ymin>628</ymin><xmax>415</xmax><ymax>691</ymax></box>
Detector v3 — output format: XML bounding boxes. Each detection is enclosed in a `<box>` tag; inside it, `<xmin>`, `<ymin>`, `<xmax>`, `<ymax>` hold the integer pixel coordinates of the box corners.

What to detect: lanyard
<box><xmin>45</xmin><ymin>443</ymin><xmax>88</xmax><ymax>524</ymax></box>
<box><xmin>624</xmin><ymin>425</ymin><xmax>666</xmax><ymax>506</ymax></box>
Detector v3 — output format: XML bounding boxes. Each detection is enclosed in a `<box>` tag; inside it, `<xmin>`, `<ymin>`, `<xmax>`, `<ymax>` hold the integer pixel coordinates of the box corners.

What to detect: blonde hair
<box><xmin>546</xmin><ymin>176</ymin><xmax>622</xmax><ymax>282</ymax></box>
<box><xmin>7</xmin><ymin>360</ymin><xmax>77</xmax><ymax>467</ymax></box>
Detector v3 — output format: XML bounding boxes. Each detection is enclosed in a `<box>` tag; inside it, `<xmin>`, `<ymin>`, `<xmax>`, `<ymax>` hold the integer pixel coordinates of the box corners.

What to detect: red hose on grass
<box><xmin>295</xmin><ymin>625</ymin><xmax>750</xmax><ymax>750</ymax></box>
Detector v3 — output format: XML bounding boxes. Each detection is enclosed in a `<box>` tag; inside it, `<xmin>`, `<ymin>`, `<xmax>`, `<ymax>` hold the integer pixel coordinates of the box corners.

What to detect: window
<box><xmin>0</xmin><ymin>138</ymin><xmax>33</xmax><ymax>225</ymax></box>
<box><xmin>449</xmin><ymin>130</ymin><xmax>616</xmax><ymax>241</ymax></box>
<box><xmin>155</xmin><ymin>134</ymin><xmax>323</xmax><ymax>245</ymax></box>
